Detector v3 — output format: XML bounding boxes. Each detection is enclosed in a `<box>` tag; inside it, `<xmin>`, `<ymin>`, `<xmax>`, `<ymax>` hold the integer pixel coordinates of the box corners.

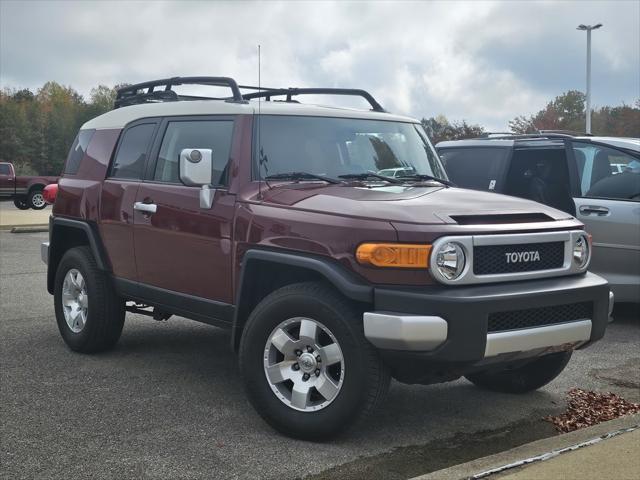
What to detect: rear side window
<box><xmin>64</xmin><ymin>129</ymin><xmax>95</xmax><ymax>175</ymax></box>
<box><xmin>438</xmin><ymin>147</ymin><xmax>509</xmax><ymax>191</ymax></box>
<box><xmin>0</xmin><ymin>164</ymin><xmax>11</xmax><ymax>175</ymax></box>
<box><xmin>110</xmin><ymin>123</ymin><xmax>156</xmax><ymax>180</ymax></box>
<box><xmin>154</xmin><ymin>120</ymin><xmax>234</xmax><ymax>185</ymax></box>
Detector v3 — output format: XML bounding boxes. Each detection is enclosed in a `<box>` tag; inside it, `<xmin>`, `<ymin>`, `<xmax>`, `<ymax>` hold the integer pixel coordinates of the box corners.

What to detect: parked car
<box><xmin>42</xmin><ymin>77</ymin><xmax>612</xmax><ymax>440</ymax></box>
<box><xmin>377</xmin><ymin>166</ymin><xmax>416</xmax><ymax>178</ymax></box>
<box><xmin>436</xmin><ymin>134</ymin><xmax>640</xmax><ymax>304</ymax></box>
<box><xmin>0</xmin><ymin>161</ymin><xmax>59</xmax><ymax>209</ymax></box>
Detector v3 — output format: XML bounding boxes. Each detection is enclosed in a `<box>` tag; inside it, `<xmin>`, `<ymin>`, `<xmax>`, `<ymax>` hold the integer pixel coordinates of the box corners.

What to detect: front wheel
<box><xmin>54</xmin><ymin>246</ymin><xmax>125</xmax><ymax>353</ymax></box>
<box><xmin>28</xmin><ymin>188</ymin><xmax>46</xmax><ymax>210</ymax></box>
<box><xmin>13</xmin><ymin>197</ymin><xmax>30</xmax><ymax>210</ymax></box>
<box><xmin>239</xmin><ymin>282</ymin><xmax>390</xmax><ymax>440</ymax></box>
<box><xmin>465</xmin><ymin>351</ymin><xmax>572</xmax><ymax>394</ymax></box>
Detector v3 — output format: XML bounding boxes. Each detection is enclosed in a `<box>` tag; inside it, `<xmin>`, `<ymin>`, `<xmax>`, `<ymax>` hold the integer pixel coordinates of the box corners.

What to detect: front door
<box><xmin>0</xmin><ymin>163</ymin><xmax>15</xmax><ymax>198</ymax></box>
<box><xmin>133</xmin><ymin>116</ymin><xmax>237</xmax><ymax>305</ymax></box>
<box><xmin>569</xmin><ymin>140</ymin><xmax>640</xmax><ymax>303</ymax></box>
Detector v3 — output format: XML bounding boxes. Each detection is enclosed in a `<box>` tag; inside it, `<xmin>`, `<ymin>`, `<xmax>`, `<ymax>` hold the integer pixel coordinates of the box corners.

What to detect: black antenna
<box><xmin>257</xmin><ymin>45</ymin><xmax>263</xmax><ymax>199</ymax></box>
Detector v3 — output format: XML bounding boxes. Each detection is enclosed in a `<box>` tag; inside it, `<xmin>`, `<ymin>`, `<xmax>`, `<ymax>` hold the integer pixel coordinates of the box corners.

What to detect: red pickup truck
<box><xmin>0</xmin><ymin>162</ymin><xmax>59</xmax><ymax>209</ymax></box>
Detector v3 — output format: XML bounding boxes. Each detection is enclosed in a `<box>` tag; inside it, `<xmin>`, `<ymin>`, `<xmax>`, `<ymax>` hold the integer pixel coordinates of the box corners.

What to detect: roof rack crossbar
<box><xmin>240</xmin><ymin>87</ymin><xmax>386</xmax><ymax>112</ymax></box>
<box><xmin>474</xmin><ymin>133</ymin><xmax>578</xmax><ymax>140</ymax></box>
<box><xmin>114</xmin><ymin>76</ymin><xmax>246</xmax><ymax>108</ymax></box>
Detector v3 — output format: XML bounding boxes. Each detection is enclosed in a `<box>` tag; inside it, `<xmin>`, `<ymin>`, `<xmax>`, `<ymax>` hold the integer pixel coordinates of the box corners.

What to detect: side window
<box><xmin>573</xmin><ymin>142</ymin><xmax>640</xmax><ymax>201</ymax></box>
<box><xmin>438</xmin><ymin>147</ymin><xmax>509</xmax><ymax>191</ymax></box>
<box><xmin>64</xmin><ymin>129</ymin><xmax>95</xmax><ymax>175</ymax></box>
<box><xmin>0</xmin><ymin>164</ymin><xmax>11</xmax><ymax>175</ymax></box>
<box><xmin>110</xmin><ymin>123</ymin><xmax>156</xmax><ymax>180</ymax></box>
<box><xmin>154</xmin><ymin>120</ymin><xmax>234</xmax><ymax>185</ymax></box>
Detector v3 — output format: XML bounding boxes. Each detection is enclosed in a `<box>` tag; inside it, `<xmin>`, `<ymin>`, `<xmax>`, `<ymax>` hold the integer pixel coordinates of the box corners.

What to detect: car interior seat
<box><xmin>590</xmin><ymin>149</ymin><xmax>612</xmax><ymax>187</ymax></box>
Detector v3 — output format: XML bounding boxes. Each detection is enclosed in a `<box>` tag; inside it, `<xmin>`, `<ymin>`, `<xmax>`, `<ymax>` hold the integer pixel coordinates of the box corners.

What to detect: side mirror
<box><xmin>180</xmin><ymin>148</ymin><xmax>213</xmax><ymax>186</ymax></box>
<box><xmin>179</xmin><ymin>148</ymin><xmax>216</xmax><ymax>209</ymax></box>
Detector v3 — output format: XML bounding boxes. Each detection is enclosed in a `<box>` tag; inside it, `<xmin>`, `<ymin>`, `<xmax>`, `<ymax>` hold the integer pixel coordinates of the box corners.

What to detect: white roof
<box><xmin>82</xmin><ymin>100</ymin><xmax>418</xmax><ymax>130</ymax></box>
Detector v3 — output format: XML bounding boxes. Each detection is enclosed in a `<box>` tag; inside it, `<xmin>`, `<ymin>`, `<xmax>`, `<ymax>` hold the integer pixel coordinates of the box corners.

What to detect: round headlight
<box><xmin>573</xmin><ymin>234</ymin><xmax>590</xmax><ymax>269</ymax></box>
<box><xmin>434</xmin><ymin>242</ymin><xmax>466</xmax><ymax>281</ymax></box>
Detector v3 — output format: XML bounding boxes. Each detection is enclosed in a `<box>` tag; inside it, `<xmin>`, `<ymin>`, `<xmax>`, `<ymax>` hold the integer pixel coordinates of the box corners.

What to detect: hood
<box><xmin>259</xmin><ymin>183</ymin><xmax>574</xmax><ymax>225</ymax></box>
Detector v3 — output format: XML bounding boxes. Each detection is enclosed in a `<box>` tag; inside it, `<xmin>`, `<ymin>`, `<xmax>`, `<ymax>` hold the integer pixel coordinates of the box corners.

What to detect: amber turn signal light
<box><xmin>356</xmin><ymin>243</ymin><xmax>431</xmax><ymax>268</ymax></box>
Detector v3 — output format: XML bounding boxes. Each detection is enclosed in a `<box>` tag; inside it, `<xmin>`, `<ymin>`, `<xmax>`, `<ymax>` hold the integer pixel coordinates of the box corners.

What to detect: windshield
<box><xmin>254</xmin><ymin>115</ymin><xmax>447</xmax><ymax>181</ymax></box>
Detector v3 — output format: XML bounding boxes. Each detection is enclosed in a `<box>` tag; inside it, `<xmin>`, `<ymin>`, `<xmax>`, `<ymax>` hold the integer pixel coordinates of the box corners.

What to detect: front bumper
<box><xmin>364</xmin><ymin>272</ymin><xmax>611</xmax><ymax>364</ymax></box>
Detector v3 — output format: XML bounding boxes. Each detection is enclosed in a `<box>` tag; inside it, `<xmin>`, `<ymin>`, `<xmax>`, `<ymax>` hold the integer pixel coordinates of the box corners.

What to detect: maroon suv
<box><xmin>42</xmin><ymin>77</ymin><xmax>612</xmax><ymax>440</ymax></box>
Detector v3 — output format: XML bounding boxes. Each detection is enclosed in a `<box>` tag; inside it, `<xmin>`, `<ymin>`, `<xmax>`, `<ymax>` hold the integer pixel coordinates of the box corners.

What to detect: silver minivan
<box><xmin>436</xmin><ymin>134</ymin><xmax>640</xmax><ymax>304</ymax></box>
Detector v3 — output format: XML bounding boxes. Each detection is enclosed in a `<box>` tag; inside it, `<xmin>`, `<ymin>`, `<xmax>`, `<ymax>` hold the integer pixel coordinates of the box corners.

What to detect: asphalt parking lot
<box><xmin>1</xmin><ymin>230</ymin><xmax>638</xmax><ymax>480</ymax></box>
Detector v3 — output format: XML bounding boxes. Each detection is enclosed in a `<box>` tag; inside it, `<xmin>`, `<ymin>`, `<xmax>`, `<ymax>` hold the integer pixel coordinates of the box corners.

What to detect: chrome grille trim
<box><xmin>430</xmin><ymin>230</ymin><xmax>588</xmax><ymax>285</ymax></box>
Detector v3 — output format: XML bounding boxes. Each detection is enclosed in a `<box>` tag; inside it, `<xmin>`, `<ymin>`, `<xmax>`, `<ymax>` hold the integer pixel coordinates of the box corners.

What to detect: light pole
<box><xmin>577</xmin><ymin>23</ymin><xmax>603</xmax><ymax>134</ymax></box>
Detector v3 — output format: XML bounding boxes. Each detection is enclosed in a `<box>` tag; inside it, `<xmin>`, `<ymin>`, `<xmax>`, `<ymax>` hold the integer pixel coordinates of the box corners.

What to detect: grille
<box><xmin>488</xmin><ymin>302</ymin><xmax>592</xmax><ymax>332</ymax></box>
<box><xmin>474</xmin><ymin>241</ymin><xmax>564</xmax><ymax>275</ymax></box>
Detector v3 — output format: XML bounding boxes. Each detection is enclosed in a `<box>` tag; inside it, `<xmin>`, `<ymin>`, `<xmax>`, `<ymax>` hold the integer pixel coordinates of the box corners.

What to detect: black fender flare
<box><xmin>47</xmin><ymin>217</ymin><xmax>111</xmax><ymax>293</ymax></box>
<box><xmin>230</xmin><ymin>249</ymin><xmax>373</xmax><ymax>350</ymax></box>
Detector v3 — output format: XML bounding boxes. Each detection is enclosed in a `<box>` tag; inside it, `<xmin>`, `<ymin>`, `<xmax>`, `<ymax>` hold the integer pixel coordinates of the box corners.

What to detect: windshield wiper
<box><xmin>396</xmin><ymin>174</ymin><xmax>455</xmax><ymax>187</ymax></box>
<box><xmin>338</xmin><ymin>172</ymin><xmax>403</xmax><ymax>184</ymax></box>
<box><xmin>265</xmin><ymin>171</ymin><xmax>342</xmax><ymax>184</ymax></box>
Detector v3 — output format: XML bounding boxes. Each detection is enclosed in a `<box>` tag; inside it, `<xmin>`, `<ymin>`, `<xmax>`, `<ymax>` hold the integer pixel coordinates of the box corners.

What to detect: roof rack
<box><xmin>114</xmin><ymin>77</ymin><xmax>246</xmax><ymax>109</ymax></box>
<box><xmin>475</xmin><ymin>132</ymin><xmax>577</xmax><ymax>140</ymax></box>
<box><xmin>113</xmin><ymin>77</ymin><xmax>387</xmax><ymax>113</ymax></box>
<box><xmin>538</xmin><ymin>129</ymin><xmax>593</xmax><ymax>136</ymax></box>
<box><xmin>240</xmin><ymin>87</ymin><xmax>386</xmax><ymax>112</ymax></box>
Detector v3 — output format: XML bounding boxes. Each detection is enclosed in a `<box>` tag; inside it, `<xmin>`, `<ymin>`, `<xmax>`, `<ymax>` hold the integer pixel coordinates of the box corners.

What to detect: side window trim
<box><xmin>107</xmin><ymin>118</ymin><xmax>161</xmax><ymax>180</ymax></box>
<box><xmin>143</xmin><ymin>114</ymin><xmax>237</xmax><ymax>187</ymax></box>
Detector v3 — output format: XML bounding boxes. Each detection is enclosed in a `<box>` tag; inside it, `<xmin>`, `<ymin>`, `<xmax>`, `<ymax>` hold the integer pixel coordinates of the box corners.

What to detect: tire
<box><xmin>54</xmin><ymin>246</ymin><xmax>125</xmax><ymax>353</ymax></box>
<box><xmin>28</xmin><ymin>188</ymin><xmax>46</xmax><ymax>210</ymax></box>
<box><xmin>465</xmin><ymin>351</ymin><xmax>572</xmax><ymax>394</ymax></box>
<box><xmin>13</xmin><ymin>198</ymin><xmax>29</xmax><ymax>210</ymax></box>
<box><xmin>239</xmin><ymin>282</ymin><xmax>390</xmax><ymax>440</ymax></box>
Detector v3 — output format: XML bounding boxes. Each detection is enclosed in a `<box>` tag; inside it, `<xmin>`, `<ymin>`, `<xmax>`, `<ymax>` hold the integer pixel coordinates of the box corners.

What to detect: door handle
<box><xmin>134</xmin><ymin>202</ymin><xmax>157</xmax><ymax>214</ymax></box>
<box><xmin>579</xmin><ymin>205</ymin><xmax>609</xmax><ymax>216</ymax></box>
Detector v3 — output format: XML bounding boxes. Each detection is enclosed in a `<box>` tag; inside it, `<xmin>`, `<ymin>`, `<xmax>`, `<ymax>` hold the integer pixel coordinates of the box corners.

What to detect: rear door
<box><xmin>569</xmin><ymin>140</ymin><xmax>640</xmax><ymax>302</ymax></box>
<box><xmin>133</xmin><ymin>115</ymin><xmax>237</xmax><ymax>308</ymax></box>
<box><xmin>100</xmin><ymin>119</ymin><xmax>160</xmax><ymax>281</ymax></box>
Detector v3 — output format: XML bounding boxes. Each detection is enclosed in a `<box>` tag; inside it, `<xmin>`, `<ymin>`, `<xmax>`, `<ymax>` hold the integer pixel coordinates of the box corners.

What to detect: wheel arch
<box><xmin>231</xmin><ymin>249</ymin><xmax>373</xmax><ymax>351</ymax></box>
<box><xmin>27</xmin><ymin>182</ymin><xmax>46</xmax><ymax>194</ymax></box>
<box><xmin>47</xmin><ymin>218</ymin><xmax>111</xmax><ymax>294</ymax></box>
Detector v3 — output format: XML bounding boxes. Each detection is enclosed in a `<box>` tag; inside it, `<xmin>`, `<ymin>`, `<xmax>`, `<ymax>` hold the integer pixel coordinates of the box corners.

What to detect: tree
<box><xmin>421</xmin><ymin>115</ymin><xmax>484</xmax><ymax>144</ymax></box>
<box><xmin>508</xmin><ymin>90</ymin><xmax>639</xmax><ymax>136</ymax></box>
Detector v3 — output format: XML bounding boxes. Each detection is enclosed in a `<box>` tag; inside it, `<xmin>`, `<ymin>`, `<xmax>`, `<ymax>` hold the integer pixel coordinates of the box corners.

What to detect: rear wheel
<box><xmin>465</xmin><ymin>351</ymin><xmax>572</xmax><ymax>394</ymax></box>
<box><xmin>54</xmin><ymin>246</ymin><xmax>125</xmax><ymax>353</ymax></box>
<box><xmin>239</xmin><ymin>282</ymin><xmax>390</xmax><ymax>440</ymax></box>
<box><xmin>28</xmin><ymin>188</ymin><xmax>46</xmax><ymax>210</ymax></box>
<box><xmin>13</xmin><ymin>198</ymin><xmax>29</xmax><ymax>210</ymax></box>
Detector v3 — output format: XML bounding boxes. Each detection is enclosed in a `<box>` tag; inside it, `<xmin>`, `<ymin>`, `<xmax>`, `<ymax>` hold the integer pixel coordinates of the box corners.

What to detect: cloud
<box><xmin>1</xmin><ymin>0</ymin><xmax>638</xmax><ymax>129</ymax></box>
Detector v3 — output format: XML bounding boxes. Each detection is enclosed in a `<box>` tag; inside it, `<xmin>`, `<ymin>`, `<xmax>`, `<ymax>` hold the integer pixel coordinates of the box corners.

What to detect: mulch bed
<box><xmin>544</xmin><ymin>388</ymin><xmax>640</xmax><ymax>433</ymax></box>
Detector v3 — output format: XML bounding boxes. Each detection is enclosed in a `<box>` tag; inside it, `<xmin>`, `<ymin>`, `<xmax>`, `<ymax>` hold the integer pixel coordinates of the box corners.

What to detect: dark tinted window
<box><xmin>504</xmin><ymin>147</ymin><xmax>575</xmax><ymax>215</ymax></box>
<box><xmin>0</xmin><ymin>164</ymin><xmax>11</xmax><ymax>175</ymax></box>
<box><xmin>438</xmin><ymin>147</ymin><xmax>509</xmax><ymax>191</ymax></box>
<box><xmin>64</xmin><ymin>129</ymin><xmax>95</xmax><ymax>174</ymax></box>
<box><xmin>154</xmin><ymin>120</ymin><xmax>234</xmax><ymax>185</ymax></box>
<box><xmin>111</xmin><ymin>123</ymin><xmax>156</xmax><ymax>180</ymax></box>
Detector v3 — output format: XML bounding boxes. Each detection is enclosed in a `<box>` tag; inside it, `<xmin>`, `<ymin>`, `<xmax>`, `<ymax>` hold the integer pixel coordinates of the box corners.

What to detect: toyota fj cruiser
<box><xmin>42</xmin><ymin>77</ymin><xmax>613</xmax><ymax>440</ymax></box>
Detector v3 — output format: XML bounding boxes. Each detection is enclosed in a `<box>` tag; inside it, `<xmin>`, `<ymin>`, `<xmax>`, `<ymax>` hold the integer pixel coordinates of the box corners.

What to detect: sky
<box><xmin>1</xmin><ymin>0</ymin><xmax>638</xmax><ymax>130</ymax></box>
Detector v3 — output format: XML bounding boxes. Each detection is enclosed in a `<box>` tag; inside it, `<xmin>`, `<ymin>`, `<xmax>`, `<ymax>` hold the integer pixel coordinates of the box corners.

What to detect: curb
<box><xmin>1</xmin><ymin>225</ymin><xmax>49</xmax><ymax>233</ymax></box>
<box><xmin>410</xmin><ymin>413</ymin><xmax>640</xmax><ymax>480</ymax></box>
